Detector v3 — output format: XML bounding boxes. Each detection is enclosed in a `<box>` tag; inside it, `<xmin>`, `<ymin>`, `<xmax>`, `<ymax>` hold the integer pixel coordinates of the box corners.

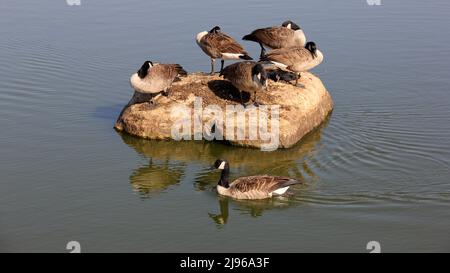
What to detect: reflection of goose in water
<box><xmin>129</xmin><ymin>159</ymin><xmax>185</xmax><ymax>197</ymax></box>
<box><xmin>208</xmin><ymin>196</ymin><xmax>229</xmax><ymax>226</ymax></box>
<box><xmin>208</xmin><ymin>195</ymin><xmax>293</xmax><ymax>227</ymax></box>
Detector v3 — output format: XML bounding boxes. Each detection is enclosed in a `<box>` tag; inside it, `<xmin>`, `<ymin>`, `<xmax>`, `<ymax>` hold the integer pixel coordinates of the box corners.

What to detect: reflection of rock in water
<box><xmin>129</xmin><ymin>159</ymin><xmax>185</xmax><ymax>197</ymax></box>
<box><xmin>120</xmin><ymin>116</ymin><xmax>330</xmax><ymax>196</ymax></box>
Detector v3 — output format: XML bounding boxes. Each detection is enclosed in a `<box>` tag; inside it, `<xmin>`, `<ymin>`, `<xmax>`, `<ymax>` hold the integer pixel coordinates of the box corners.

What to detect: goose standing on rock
<box><xmin>220</xmin><ymin>61</ymin><xmax>268</xmax><ymax>107</ymax></box>
<box><xmin>213</xmin><ymin>159</ymin><xmax>302</xmax><ymax>200</ymax></box>
<box><xmin>130</xmin><ymin>61</ymin><xmax>187</xmax><ymax>103</ymax></box>
<box><xmin>260</xmin><ymin>41</ymin><xmax>323</xmax><ymax>86</ymax></box>
<box><xmin>196</xmin><ymin>26</ymin><xmax>252</xmax><ymax>75</ymax></box>
<box><xmin>243</xmin><ymin>20</ymin><xmax>306</xmax><ymax>58</ymax></box>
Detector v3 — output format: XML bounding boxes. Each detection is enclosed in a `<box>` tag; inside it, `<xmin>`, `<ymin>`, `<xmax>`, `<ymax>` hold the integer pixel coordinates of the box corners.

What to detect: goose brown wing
<box><xmin>166</xmin><ymin>63</ymin><xmax>187</xmax><ymax>77</ymax></box>
<box><xmin>262</xmin><ymin>47</ymin><xmax>314</xmax><ymax>69</ymax></box>
<box><xmin>211</xmin><ymin>32</ymin><xmax>248</xmax><ymax>54</ymax></box>
<box><xmin>220</xmin><ymin>62</ymin><xmax>256</xmax><ymax>91</ymax></box>
<box><xmin>251</xmin><ymin>27</ymin><xmax>293</xmax><ymax>48</ymax></box>
<box><xmin>144</xmin><ymin>64</ymin><xmax>183</xmax><ymax>91</ymax></box>
<box><xmin>220</xmin><ymin>62</ymin><xmax>252</xmax><ymax>79</ymax></box>
<box><xmin>230</xmin><ymin>175</ymin><xmax>300</xmax><ymax>193</ymax></box>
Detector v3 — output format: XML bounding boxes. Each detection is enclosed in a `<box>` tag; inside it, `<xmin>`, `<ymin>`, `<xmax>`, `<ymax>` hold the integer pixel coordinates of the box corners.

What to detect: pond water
<box><xmin>1</xmin><ymin>0</ymin><xmax>449</xmax><ymax>252</ymax></box>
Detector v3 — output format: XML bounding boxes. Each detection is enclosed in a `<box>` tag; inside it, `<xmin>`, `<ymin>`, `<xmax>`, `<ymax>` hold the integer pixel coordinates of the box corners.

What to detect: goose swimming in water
<box><xmin>196</xmin><ymin>26</ymin><xmax>252</xmax><ymax>75</ymax></box>
<box><xmin>213</xmin><ymin>159</ymin><xmax>302</xmax><ymax>200</ymax></box>
<box><xmin>220</xmin><ymin>61</ymin><xmax>268</xmax><ymax>106</ymax></box>
<box><xmin>243</xmin><ymin>20</ymin><xmax>306</xmax><ymax>58</ymax></box>
<box><xmin>260</xmin><ymin>41</ymin><xmax>323</xmax><ymax>86</ymax></box>
<box><xmin>130</xmin><ymin>60</ymin><xmax>187</xmax><ymax>103</ymax></box>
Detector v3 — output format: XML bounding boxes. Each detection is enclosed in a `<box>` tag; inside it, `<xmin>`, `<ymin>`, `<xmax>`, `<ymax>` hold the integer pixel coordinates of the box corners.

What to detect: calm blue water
<box><xmin>1</xmin><ymin>0</ymin><xmax>449</xmax><ymax>252</ymax></box>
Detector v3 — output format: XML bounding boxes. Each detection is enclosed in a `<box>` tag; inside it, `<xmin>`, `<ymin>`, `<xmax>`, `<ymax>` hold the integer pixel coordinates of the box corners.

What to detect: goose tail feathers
<box><xmin>239</xmin><ymin>54</ymin><xmax>253</xmax><ymax>60</ymax></box>
<box><xmin>279</xmin><ymin>178</ymin><xmax>302</xmax><ymax>188</ymax></box>
<box><xmin>175</xmin><ymin>64</ymin><xmax>188</xmax><ymax>77</ymax></box>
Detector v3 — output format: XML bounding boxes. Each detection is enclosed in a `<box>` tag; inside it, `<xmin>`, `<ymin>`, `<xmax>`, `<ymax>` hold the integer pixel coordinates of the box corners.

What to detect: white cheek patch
<box><xmin>218</xmin><ymin>161</ymin><xmax>226</xmax><ymax>170</ymax></box>
<box><xmin>287</xmin><ymin>23</ymin><xmax>292</xmax><ymax>29</ymax></box>
<box><xmin>257</xmin><ymin>73</ymin><xmax>261</xmax><ymax>80</ymax></box>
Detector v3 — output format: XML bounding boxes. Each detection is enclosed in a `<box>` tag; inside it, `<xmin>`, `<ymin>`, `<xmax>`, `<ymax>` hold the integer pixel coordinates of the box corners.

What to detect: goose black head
<box><xmin>252</xmin><ymin>64</ymin><xmax>268</xmax><ymax>89</ymax></box>
<box><xmin>214</xmin><ymin>159</ymin><xmax>230</xmax><ymax>188</ymax></box>
<box><xmin>209</xmin><ymin>26</ymin><xmax>221</xmax><ymax>34</ymax></box>
<box><xmin>137</xmin><ymin>61</ymin><xmax>153</xmax><ymax>79</ymax></box>
<box><xmin>282</xmin><ymin>20</ymin><xmax>301</xmax><ymax>31</ymax></box>
<box><xmin>214</xmin><ymin>159</ymin><xmax>228</xmax><ymax>170</ymax></box>
<box><xmin>305</xmin><ymin>42</ymin><xmax>318</xmax><ymax>58</ymax></box>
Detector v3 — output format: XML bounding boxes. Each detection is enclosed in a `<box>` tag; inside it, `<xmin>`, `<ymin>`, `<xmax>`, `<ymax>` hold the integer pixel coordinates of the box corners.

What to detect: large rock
<box><xmin>115</xmin><ymin>72</ymin><xmax>333</xmax><ymax>150</ymax></box>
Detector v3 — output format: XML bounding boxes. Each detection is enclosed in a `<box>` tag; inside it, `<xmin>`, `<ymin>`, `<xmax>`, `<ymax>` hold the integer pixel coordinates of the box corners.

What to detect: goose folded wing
<box><xmin>264</xmin><ymin>47</ymin><xmax>312</xmax><ymax>67</ymax></box>
<box><xmin>254</xmin><ymin>27</ymin><xmax>292</xmax><ymax>47</ymax></box>
<box><xmin>143</xmin><ymin>64</ymin><xmax>178</xmax><ymax>91</ymax></box>
<box><xmin>231</xmin><ymin>176</ymin><xmax>300</xmax><ymax>193</ymax></box>
<box><xmin>215</xmin><ymin>34</ymin><xmax>246</xmax><ymax>54</ymax></box>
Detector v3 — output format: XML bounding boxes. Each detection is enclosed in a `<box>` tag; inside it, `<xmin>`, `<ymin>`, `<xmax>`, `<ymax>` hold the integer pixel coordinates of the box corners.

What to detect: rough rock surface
<box><xmin>115</xmin><ymin>72</ymin><xmax>333</xmax><ymax>150</ymax></box>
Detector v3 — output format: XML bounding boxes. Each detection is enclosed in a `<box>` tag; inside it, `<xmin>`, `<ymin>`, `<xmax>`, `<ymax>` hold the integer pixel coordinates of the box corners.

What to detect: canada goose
<box><xmin>196</xmin><ymin>26</ymin><xmax>252</xmax><ymax>75</ymax></box>
<box><xmin>243</xmin><ymin>20</ymin><xmax>306</xmax><ymax>58</ymax></box>
<box><xmin>260</xmin><ymin>41</ymin><xmax>323</xmax><ymax>86</ymax></box>
<box><xmin>130</xmin><ymin>61</ymin><xmax>187</xmax><ymax>103</ymax></box>
<box><xmin>213</xmin><ymin>159</ymin><xmax>301</xmax><ymax>200</ymax></box>
<box><xmin>219</xmin><ymin>61</ymin><xmax>268</xmax><ymax>106</ymax></box>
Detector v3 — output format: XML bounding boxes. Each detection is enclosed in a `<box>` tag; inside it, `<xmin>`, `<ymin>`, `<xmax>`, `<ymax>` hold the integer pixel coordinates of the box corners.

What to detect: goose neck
<box><xmin>219</xmin><ymin>167</ymin><xmax>230</xmax><ymax>188</ymax></box>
